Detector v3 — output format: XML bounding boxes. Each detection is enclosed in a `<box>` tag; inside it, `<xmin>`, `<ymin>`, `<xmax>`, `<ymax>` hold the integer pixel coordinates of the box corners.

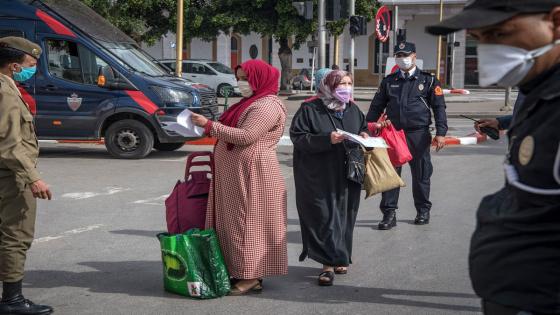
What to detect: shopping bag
<box><xmin>157</xmin><ymin>229</ymin><xmax>231</xmax><ymax>299</ymax></box>
<box><xmin>165</xmin><ymin>152</ymin><xmax>213</xmax><ymax>234</ymax></box>
<box><xmin>378</xmin><ymin>116</ymin><xmax>412</xmax><ymax>167</ymax></box>
<box><xmin>363</xmin><ymin>148</ymin><xmax>405</xmax><ymax>199</ymax></box>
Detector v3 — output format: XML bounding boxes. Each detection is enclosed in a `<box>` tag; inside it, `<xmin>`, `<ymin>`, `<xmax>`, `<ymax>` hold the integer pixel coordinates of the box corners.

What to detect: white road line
<box><xmin>61</xmin><ymin>187</ymin><xmax>130</xmax><ymax>200</ymax></box>
<box><xmin>133</xmin><ymin>194</ymin><xmax>169</xmax><ymax>206</ymax></box>
<box><xmin>33</xmin><ymin>224</ymin><xmax>105</xmax><ymax>244</ymax></box>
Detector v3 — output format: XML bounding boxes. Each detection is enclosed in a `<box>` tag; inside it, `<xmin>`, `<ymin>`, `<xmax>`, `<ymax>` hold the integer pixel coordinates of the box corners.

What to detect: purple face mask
<box><xmin>334</xmin><ymin>87</ymin><xmax>352</xmax><ymax>103</ymax></box>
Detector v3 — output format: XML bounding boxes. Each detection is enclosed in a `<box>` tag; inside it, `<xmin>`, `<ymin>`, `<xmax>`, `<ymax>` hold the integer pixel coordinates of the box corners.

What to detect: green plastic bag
<box><xmin>157</xmin><ymin>229</ymin><xmax>231</xmax><ymax>299</ymax></box>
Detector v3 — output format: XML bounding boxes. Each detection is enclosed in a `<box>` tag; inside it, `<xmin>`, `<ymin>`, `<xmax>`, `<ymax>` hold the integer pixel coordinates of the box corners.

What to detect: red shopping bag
<box><xmin>165</xmin><ymin>152</ymin><xmax>213</xmax><ymax>234</ymax></box>
<box><xmin>376</xmin><ymin>116</ymin><xmax>413</xmax><ymax>167</ymax></box>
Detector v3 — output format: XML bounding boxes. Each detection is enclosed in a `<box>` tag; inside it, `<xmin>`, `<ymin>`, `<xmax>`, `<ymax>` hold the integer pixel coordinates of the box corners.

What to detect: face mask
<box><xmin>396</xmin><ymin>57</ymin><xmax>413</xmax><ymax>70</ymax></box>
<box><xmin>238</xmin><ymin>80</ymin><xmax>253</xmax><ymax>98</ymax></box>
<box><xmin>334</xmin><ymin>87</ymin><xmax>352</xmax><ymax>103</ymax></box>
<box><xmin>477</xmin><ymin>39</ymin><xmax>560</xmax><ymax>87</ymax></box>
<box><xmin>13</xmin><ymin>65</ymin><xmax>37</xmax><ymax>82</ymax></box>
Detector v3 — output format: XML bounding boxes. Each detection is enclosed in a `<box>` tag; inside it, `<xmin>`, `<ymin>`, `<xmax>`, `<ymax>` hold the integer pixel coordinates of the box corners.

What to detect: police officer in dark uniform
<box><xmin>427</xmin><ymin>1</ymin><xmax>560</xmax><ymax>314</ymax></box>
<box><xmin>366</xmin><ymin>42</ymin><xmax>448</xmax><ymax>230</ymax></box>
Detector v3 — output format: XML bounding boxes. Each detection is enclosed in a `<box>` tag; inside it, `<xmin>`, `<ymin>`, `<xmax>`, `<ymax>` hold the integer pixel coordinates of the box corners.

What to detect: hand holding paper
<box><xmin>337</xmin><ymin>129</ymin><xmax>389</xmax><ymax>148</ymax></box>
<box><xmin>162</xmin><ymin>109</ymin><xmax>205</xmax><ymax>138</ymax></box>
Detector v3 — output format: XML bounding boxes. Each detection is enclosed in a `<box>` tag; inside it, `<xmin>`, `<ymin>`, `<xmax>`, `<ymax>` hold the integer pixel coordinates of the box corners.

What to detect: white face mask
<box><xmin>238</xmin><ymin>80</ymin><xmax>253</xmax><ymax>98</ymax></box>
<box><xmin>477</xmin><ymin>39</ymin><xmax>560</xmax><ymax>87</ymax></box>
<box><xmin>396</xmin><ymin>57</ymin><xmax>414</xmax><ymax>70</ymax></box>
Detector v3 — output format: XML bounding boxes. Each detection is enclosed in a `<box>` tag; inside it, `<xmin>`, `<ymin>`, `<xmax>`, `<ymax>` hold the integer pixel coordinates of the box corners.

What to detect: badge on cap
<box><xmin>31</xmin><ymin>48</ymin><xmax>39</xmax><ymax>57</ymax></box>
<box><xmin>399</xmin><ymin>43</ymin><xmax>406</xmax><ymax>50</ymax></box>
<box><xmin>518</xmin><ymin>136</ymin><xmax>534</xmax><ymax>166</ymax></box>
<box><xmin>418</xmin><ymin>83</ymin><xmax>424</xmax><ymax>91</ymax></box>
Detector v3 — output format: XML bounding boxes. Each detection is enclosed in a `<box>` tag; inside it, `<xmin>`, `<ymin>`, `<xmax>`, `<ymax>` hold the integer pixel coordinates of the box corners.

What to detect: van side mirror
<box><xmin>97</xmin><ymin>66</ymin><xmax>136</xmax><ymax>90</ymax></box>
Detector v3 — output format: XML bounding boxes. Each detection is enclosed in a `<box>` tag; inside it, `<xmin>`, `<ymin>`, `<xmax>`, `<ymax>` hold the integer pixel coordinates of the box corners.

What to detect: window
<box><xmin>0</xmin><ymin>30</ymin><xmax>24</xmax><ymax>38</ymax></box>
<box><xmin>46</xmin><ymin>39</ymin><xmax>108</xmax><ymax>85</ymax></box>
<box><xmin>187</xmin><ymin>63</ymin><xmax>211</xmax><ymax>74</ymax></box>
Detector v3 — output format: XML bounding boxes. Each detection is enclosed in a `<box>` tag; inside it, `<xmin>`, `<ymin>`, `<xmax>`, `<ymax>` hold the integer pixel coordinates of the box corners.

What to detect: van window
<box><xmin>207</xmin><ymin>62</ymin><xmax>234</xmax><ymax>75</ymax></box>
<box><xmin>187</xmin><ymin>63</ymin><xmax>214</xmax><ymax>75</ymax></box>
<box><xmin>46</xmin><ymin>39</ymin><xmax>108</xmax><ymax>85</ymax></box>
<box><xmin>0</xmin><ymin>30</ymin><xmax>25</xmax><ymax>38</ymax></box>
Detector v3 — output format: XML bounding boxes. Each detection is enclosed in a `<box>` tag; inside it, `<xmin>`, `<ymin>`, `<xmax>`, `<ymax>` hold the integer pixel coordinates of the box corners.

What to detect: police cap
<box><xmin>394</xmin><ymin>42</ymin><xmax>416</xmax><ymax>55</ymax></box>
<box><xmin>426</xmin><ymin>0</ymin><xmax>560</xmax><ymax>35</ymax></box>
<box><xmin>0</xmin><ymin>36</ymin><xmax>42</xmax><ymax>59</ymax></box>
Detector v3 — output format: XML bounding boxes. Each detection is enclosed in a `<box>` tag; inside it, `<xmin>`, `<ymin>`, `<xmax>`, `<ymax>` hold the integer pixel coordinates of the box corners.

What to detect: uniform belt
<box><xmin>404</xmin><ymin>126</ymin><xmax>430</xmax><ymax>132</ymax></box>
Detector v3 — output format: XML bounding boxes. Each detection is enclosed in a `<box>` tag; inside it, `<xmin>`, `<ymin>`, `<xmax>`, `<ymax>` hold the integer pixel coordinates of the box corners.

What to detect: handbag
<box><xmin>165</xmin><ymin>152</ymin><xmax>213</xmax><ymax>234</ymax></box>
<box><xmin>326</xmin><ymin>111</ymin><xmax>365</xmax><ymax>184</ymax></box>
<box><xmin>370</xmin><ymin>115</ymin><xmax>413</xmax><ymax>167</ymax></box>
<box><xmin>157</xmin><ymin>229</ymin><xmax>231</xmax><ymax>299</ymax></box>
<box><xmin>363</xmin><ymin>148</ymin><xmax>405</xmax><ymax>198</ymax></box>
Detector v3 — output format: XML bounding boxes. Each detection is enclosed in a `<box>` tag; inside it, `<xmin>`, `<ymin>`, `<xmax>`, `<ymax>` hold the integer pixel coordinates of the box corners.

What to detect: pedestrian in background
<box><xmin>191</xmin><ymin>59</ymin><xmax>287</xmax><ymax>296</ymax></box>
<box><xmin>428</xmin><ymin>1</ymin><xmax>560</xmax><ymax>314</ymax></box>
<box><xmin>305</xmin><ymin>68</ymin><xmax>332</xmax><ymax>102</ymax></box>
<box><xmin>290</xmin><ymin>70</ymin><xmax>368</xmax><ymax>286</ymax></box>
<box><xmin>366</xmin><ymin>41</ymin><xmax>448</xmax><ymax>230</ymax></box>
<box><xmin>0</xmin><ymin>37</ymin><xmax>53</xmax><ymax>315</ymax></box>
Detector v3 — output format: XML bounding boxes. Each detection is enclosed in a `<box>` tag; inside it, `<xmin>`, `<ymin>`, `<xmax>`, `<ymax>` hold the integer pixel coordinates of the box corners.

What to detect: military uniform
<box><xmin>0</xmin><ymin>72</ymin><xmax>40</xmax><ymax>283</ymax></box>
<box><xmin>366</xmin><ymin>42</ymin><xmax>448</xmax><ymax>227</ymax></box>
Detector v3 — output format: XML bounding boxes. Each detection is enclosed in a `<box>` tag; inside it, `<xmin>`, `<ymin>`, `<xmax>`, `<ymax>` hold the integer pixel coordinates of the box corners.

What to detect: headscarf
<box><xmin>318</xmin><ymin>70</ymin><xmax>352</xmax><ymax>112</ymax></box>
<box><xmin>218</xmin><ymin>59</ymin><xmax>280</xmax><ymax>150</ymax></box>
<box><xmin>304</xmin><ymin>68</ymin><xmax>332</xmax><ymax>103</ymax></box>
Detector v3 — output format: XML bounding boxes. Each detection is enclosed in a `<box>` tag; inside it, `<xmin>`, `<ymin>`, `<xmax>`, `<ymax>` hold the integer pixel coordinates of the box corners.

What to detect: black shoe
<box><xmin>0</xmin><ymin>295</ymin><xmax>53</xmax><ymax>315</ymax></box>
<box><xmin>414</xmin><ymin>212</ymin><xmax>430</xmax><ymax>225</ymax></box>
<box><xmin>378</xmin><ymin>210</ymin><xmax>397</xmax><ymax>230</ymax></box>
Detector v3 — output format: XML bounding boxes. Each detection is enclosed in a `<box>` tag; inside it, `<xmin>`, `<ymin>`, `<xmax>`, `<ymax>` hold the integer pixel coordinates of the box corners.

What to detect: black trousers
<box><xmin>482</xmin><ymin>300</ymin><xmax>544</xmax><ymax>315</ymax></box>
<box><xmin>380</xmin><ymin>128</ymin><xmax>433</xmax><ymax>214</ymax></box>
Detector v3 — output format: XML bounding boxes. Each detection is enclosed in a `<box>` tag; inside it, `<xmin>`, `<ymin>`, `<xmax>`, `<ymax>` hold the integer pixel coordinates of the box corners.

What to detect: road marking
<box><xmin>133</xmin><ymin>194</ymin><xmax>169</xmax><ymax>206</ymax></box>
<box><xmin>61</xmin><ymin>187</ymin><xmax>130</xmax><ymax>200</ymax></box>
<box><xmin>33</xmin><ymin>224</ymin><xmax>105</xmax><ymax>244</ymax></box>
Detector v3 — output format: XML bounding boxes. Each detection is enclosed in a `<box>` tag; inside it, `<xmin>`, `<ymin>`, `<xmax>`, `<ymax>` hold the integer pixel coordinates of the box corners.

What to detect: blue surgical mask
<box><xmin>13</xmin><ymin>65</ymin><xmax>37</xmax><ymax>82</ymax></box>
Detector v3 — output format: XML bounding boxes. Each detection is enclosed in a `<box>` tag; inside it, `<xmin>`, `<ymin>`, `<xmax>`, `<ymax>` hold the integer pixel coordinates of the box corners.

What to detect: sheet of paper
<box><xmin>162</xmin><ymin>108</ymin><xmax>205</xmax><ymax>137</ymax></box>
<box><xmin>336</xmin><ymin>129</ymin><xmax>389</xmax><ymax>148</ymax></box>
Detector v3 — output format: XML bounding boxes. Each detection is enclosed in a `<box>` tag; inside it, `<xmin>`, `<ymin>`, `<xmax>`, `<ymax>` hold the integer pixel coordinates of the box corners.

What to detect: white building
<box><xmin>143</xmin><ymin>0</ymin><xmax>477</xmax><ymax>88</ymax></box>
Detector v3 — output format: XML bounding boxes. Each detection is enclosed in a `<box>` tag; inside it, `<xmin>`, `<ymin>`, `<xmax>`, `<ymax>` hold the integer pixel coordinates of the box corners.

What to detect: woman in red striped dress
<box><xmin>191</xmin><ymin>60</ymin><xmax>287</xmax><ymax>295</ymax></box>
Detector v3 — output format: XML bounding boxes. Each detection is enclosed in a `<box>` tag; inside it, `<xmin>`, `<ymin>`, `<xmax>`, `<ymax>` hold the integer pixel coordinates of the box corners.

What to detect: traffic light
<box><xmin>349</xmin><ymin>15</ymin><xmax>367</xmax><ymax>36</ymax></box>
<box><xmin>292</xmin><ymin>1</ymin><xmax>313</xmax><ymax>20</ymax></box>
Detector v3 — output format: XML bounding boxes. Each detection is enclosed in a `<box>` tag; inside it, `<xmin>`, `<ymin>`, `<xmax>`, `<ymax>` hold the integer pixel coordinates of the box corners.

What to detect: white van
<box><xmin>160</xmin><ymin>59</ymin><xmax>239</xmax><ymax>97</ymax></box>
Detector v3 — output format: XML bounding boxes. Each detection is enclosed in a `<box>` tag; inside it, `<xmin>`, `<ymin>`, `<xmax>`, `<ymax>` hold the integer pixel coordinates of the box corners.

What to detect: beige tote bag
<box><xmin>363</xmin><ymin>148</ymin><xmax>405</xmax><ymax>199</ymax></box>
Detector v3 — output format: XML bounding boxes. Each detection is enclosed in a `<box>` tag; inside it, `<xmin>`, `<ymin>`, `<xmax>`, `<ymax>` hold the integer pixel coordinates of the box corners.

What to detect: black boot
<box><xmin>0</xmin><ymin>281</ymin><xmax>53</xmax><ymax>315</ymax></box>
<box><xmin>414</xmin><ymin>212</ymin><xmax>430</xmax><ymax>225</ymax></box>
<box><xmin>378</xmin><ymin>210</ymin><xmax>397</xmax><ymax>230</ymax></box>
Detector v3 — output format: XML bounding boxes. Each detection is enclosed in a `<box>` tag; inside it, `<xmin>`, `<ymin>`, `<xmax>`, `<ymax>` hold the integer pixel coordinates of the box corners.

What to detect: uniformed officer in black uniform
<box><xmin>366</xmin><ymin>42</ymin><xmax>448</xmax><ymax>230</ymax></box>
<box><xmin>427</xmin><ymin>1</ymin><xmax>560</xmax><ymax>314</ymax></box>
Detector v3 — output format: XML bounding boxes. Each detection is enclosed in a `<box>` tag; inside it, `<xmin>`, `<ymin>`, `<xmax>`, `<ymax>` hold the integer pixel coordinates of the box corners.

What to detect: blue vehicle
<box><xmin>0</xmin><ymin>0</ymin><xmax>219</xmax><ymax>158</ymax></box>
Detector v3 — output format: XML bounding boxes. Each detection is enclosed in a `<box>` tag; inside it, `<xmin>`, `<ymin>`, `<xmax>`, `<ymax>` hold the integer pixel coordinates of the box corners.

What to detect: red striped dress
<box><xmin>205</xmin><ymin>95</ymin><xmax>288</xmax><ymax>279</ymax></box>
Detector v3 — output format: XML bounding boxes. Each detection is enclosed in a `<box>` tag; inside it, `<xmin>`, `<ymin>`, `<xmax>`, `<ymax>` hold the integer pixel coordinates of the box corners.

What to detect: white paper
<box><xmin>162</xmin><ymin>108</ymin><xmax>205</xmax><ymax>137</ymax></box>
<box><xmin>336</xmin><ymin>129</ymin><xmax>389</xmax><ymax>148</ymax></box>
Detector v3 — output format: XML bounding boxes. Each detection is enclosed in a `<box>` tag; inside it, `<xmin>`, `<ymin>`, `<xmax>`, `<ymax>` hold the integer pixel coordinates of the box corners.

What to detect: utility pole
<box><xmin>175</xmin><ymin>0</ymin><xmax>184</xmax><ymax>77</ymax></box>
<box><xmin>349</xmin><ymin>0</ymin><xmax>355</xmax><ymax>76</ymax></box>
<box><xmin>318</xmin><ymin>0</ymin><xmax>326</xmax><ymax>68</ymax></box>
<box><xmin>436</xmin><ymin>0</ymin><xmax>443</xmax><ymax>80</ymax></box>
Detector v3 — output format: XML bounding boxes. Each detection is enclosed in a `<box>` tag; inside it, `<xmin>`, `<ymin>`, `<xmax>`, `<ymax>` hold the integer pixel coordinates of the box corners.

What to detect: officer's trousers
<box><xmin>380</xmin><ymin>128</ymin><xmax>433</xmax><ymax>214</ymax></box>
<box><xmin>0</xmin><ymin>175</ymin><xmax>36</xmax><ymax>283</ymax></box>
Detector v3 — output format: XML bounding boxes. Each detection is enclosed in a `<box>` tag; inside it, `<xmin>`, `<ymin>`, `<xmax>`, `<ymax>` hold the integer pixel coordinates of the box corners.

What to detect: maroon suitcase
<box><xmin>165</xmin><ymin>152</ymin><xmax>213</xmax><ymax>234</ymax></box>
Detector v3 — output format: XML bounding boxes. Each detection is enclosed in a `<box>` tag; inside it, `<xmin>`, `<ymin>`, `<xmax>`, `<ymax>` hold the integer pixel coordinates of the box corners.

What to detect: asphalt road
<box><xmin>18</xmin><ymin>116</ymin><xmax>509</xmax><ymax>315</ymax></box>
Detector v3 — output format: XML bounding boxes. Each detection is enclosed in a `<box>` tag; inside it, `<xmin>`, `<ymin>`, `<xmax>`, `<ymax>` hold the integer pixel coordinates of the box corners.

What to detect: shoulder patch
<box><xmin>434</xmin><ymin>86</ymin><xmax>443</xmax><ymax>96</ymax></box>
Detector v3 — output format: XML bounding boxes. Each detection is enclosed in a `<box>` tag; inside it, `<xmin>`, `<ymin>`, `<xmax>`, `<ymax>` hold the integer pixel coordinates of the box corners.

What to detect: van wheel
<box><xmin>154</xmin><ymin>142</ymin><xmax>185</xmax><ymax>151</ymax></box>
<box><xmin>217</xmin><ymin>83</ymin><xmax>232</xmax><ymax>97</ymax></box>
<box><xmin>105</xmin><ymin>119</ymin><xmax>154</xmax><ymax>159</ymax></box>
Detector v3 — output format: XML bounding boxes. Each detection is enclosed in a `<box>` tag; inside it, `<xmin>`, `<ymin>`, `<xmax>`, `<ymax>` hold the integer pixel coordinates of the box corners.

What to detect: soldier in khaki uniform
<box><xmin>0</xmin><ymin>37</ymin><xmax>53</xmax><ymax>315</ymax></box>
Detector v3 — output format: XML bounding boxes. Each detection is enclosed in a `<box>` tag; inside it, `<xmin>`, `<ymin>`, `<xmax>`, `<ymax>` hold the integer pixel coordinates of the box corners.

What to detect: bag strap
<box><xmin>185</xmin><ymin>151</ymin><xmax>213</xmax><ymax>180</ymax></box>
<box><xmin>325</xmin><ymin>108</ymin><xmax>354</xmax><ymax>152</ymax></box>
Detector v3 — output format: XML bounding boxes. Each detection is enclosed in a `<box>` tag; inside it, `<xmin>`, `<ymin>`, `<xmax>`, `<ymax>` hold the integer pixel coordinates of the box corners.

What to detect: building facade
<box><xmin>143</xmin><ymin>0</ymin><xmax>477</xmax><ymax>88</ymax></box>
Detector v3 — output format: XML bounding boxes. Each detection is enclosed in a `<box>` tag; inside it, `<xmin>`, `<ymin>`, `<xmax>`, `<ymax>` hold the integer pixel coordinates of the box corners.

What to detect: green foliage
<box><xmin>327</xmin><ymin>0</ymin><xmax>380</xmax><ymax>37</ymax></box>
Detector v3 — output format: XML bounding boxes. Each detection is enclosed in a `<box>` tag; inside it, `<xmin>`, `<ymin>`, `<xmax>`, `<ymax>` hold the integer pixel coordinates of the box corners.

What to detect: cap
<box><xmin>426</xmin><ymin>0</ymin><xmax>560</xmax><ymax>35</ymax></box>
<box><xmin>0</xmin><ymin>36</ymin><xmax>42</xmax><ymax>59</ymax></box>
<box><xmin>394</xmin><ymin>42</ymin><xmax>416</xmax><ymax>54</ymax></box>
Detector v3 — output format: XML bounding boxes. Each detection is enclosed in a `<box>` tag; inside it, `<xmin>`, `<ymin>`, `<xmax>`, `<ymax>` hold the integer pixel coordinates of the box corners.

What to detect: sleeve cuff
<box><xmin>25</xmin><ymin>169</ymin><xmax>41</xmax><ymax>184</ymax></box>
<box><xmin>204</xmin><ymin>120</ymin><xmax>213</xmax><ymax>135</ymax></box>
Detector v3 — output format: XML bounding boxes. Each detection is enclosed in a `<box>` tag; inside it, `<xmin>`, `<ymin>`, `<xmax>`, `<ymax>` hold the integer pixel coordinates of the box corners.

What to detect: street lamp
<box><xmin>436</xmin><ymin>0</ymin><xmax>443</xmax><ymax>81</ymax></box>
<box><xmin>175</xmin><ymin>0</ymin><xmax>184</xmax><ymax>77</ymax></box>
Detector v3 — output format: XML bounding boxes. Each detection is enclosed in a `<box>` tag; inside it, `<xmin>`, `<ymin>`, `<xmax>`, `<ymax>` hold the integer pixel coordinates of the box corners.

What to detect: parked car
<box><xmin>292</xmin><ymin>68</ymin><xmax>314</xmax><ymax>90</ymax></box>
<box><xmin>0</xmin><ymin>0</ymin><xmax>220</xmax><ymax>159</ymax></box>
<box><xmin>159</xmin><ymin>59</ymin><xmax>239</xmax><ymax>97</ymax></box>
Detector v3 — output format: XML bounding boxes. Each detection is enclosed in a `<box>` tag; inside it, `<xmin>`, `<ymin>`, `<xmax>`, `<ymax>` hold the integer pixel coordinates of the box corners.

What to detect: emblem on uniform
<box><xmin>418</xmin><ymin>83</ymin><xmax>424</xmax><ymax>91</ymax></box>
<box><xmin>67</xmin><ymin>93</ymin><xmax>82</xmax><ymax>111</ymax></box>
<box><xmin>518</xmin><ymin>136</ymin><xmax>535</xmax><ymax>166</ymax></box>
<box><xmin>434</xmin><ymin>86</ymin><xmax>443</xmax><ymax>96</ymax></box>
<box><xmin>399</xmin><ymin>43</ymin><xmax>406</xmax><ymax>50</ymax></box>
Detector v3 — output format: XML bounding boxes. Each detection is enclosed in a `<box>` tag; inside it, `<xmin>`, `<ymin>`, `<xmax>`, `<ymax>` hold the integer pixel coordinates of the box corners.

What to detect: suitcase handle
<box><xmin>185</xmin><ymin>151</ymin><xmax>214</xmax><ymax>179</ymax></box>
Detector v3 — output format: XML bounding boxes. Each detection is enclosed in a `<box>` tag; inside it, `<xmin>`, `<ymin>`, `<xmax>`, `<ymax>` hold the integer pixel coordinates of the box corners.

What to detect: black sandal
<box><xmin>318</xmin><ymin>271</ymin><xmax>334</xmax><ymax>286</ymax></box>
<box><xmin>334</xmin><ymin>267</ymin><xmax>348</xmax><ymax>274</ymax></box>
